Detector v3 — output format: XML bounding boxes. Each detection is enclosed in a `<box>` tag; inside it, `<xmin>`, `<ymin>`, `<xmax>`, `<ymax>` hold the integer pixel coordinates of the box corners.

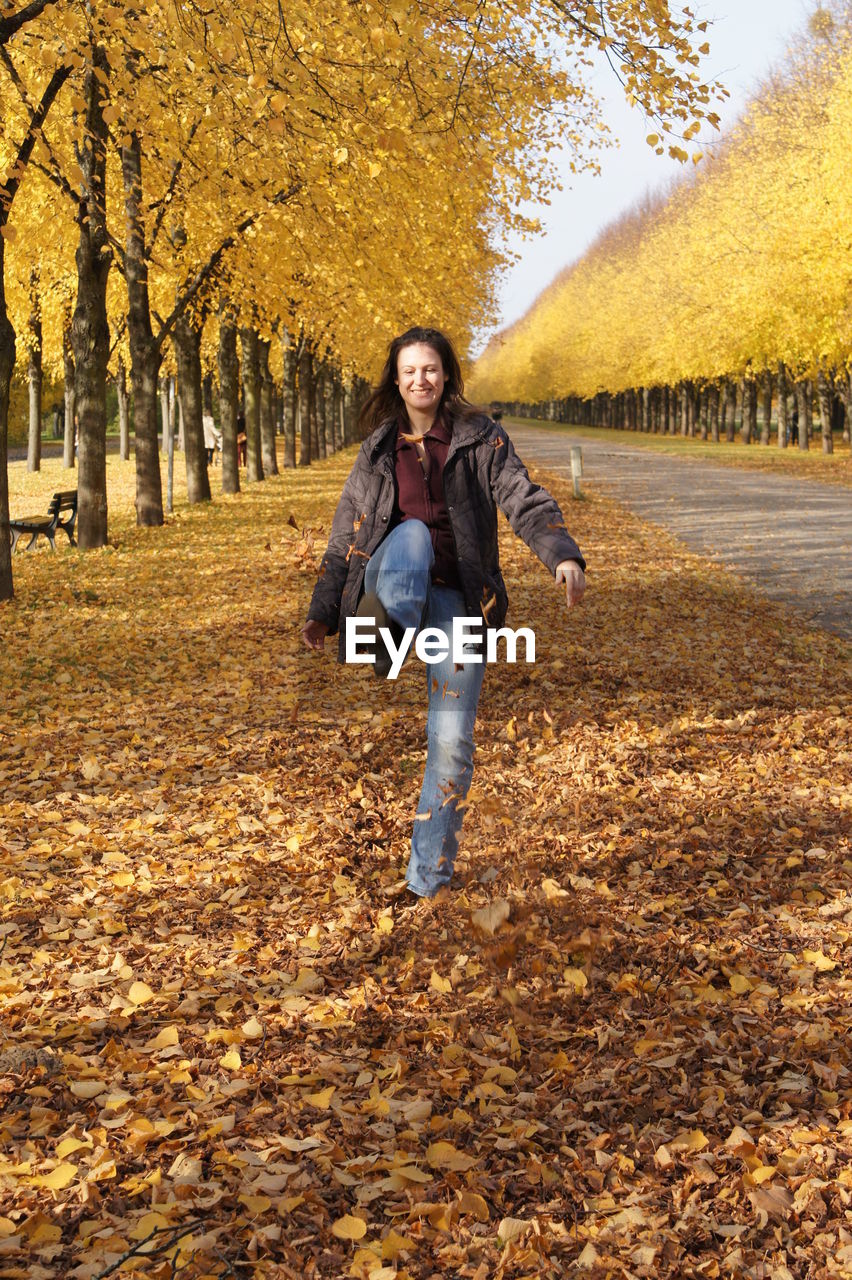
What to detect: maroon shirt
<box><xmin>393</xmin><ymin>414</ymin><xmax>461</xmax><ymax>590</ymax></box>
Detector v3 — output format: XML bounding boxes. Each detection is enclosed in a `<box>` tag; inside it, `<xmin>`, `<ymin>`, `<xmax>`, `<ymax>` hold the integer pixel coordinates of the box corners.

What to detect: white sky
<box><xmin>474</xmin><ymin>0</ymin><xmax>815</xmax><ymax>353</ymax></box>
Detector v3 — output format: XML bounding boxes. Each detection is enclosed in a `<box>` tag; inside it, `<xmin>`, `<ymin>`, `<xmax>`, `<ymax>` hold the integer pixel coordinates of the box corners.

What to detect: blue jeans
<box><xmin>362</xmin><ymin>520</ymin><xmax>487</xmax><ymax>897</ymax></box>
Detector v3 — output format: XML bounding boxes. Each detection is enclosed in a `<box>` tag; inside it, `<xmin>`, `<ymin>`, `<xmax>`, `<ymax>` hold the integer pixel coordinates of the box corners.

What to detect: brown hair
<box><xmin>358</xmin><ymin>326</ymin><xmax>483</xmax><ymax>437</ymax></box>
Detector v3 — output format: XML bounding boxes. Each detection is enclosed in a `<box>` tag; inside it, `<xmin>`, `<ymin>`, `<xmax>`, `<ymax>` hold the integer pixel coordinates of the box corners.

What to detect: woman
<box><xmin>301</xmin><ymin>326</ymin><xmax>585</xmax><ymax>900</ymax></box>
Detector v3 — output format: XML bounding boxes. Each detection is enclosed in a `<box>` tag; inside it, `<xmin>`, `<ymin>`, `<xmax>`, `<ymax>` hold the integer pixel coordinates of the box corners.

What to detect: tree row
<box><xmin>470</xmin><ymin>3</ymin><xmax>852</xmax><ymax>457</ymax></box>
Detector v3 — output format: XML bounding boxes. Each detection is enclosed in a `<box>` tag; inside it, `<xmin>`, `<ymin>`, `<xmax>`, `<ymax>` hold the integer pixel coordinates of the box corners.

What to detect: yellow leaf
<box><xmin>241</xmin><ymin>1017</ymin><xmax>263</xmax><ymax>1039</ymax></box>
<box><xmin>563</xmin><ymin>967</ymin><xmax>588</xmax><ymax>993</ymax></box>
<box><xmin>128</xmin><ymin>981</ymin><xmax>155</xmax><ymax>1005</ymax></box>
<box><xmin>471</xmin><ymin>898</ymin><xmax>511</xmax><ymax>935</ymax></box>
<box><xmin>381</xmin><ymin>1228</ymin><xmax>415</xmax><ymax>1260</ymax></box>
<box><xmin>578</xmin><ymin>1242</ymin><xmax>600</xmax><ymax>1269</ymax></box>
<box><xmin>112</xmin><ymin>871</ymin><xmax>135</xmax><ymax>887</ymax></box>
<box><xmin>331</xmin><ymin>1214</ymin><xmax>367</xmax><ymax>1240</ymax></box>
<box><xmin>426</xmin><ymin>1141</ymin><xmax>477</xmax><ymax>1171</ymax></box>
<box><xmin>541</xmin><ymin>877</ymin><xmax>568</xmax><ymax>899</ymax></box>
<box><xmin>28</xmin><ymin>1220</ymin><xmax>62</xmax><ymax>1245</ymax></box>
<box><xmin>70</xmin><ymin>1080</ymin><xmax>106</xmax><ymax>1099</ymax></box>
<box><xmin>305</xmin><ymin>1085</ymin><xmax>335</xmax><ymax>1108</ymax></box>
<box><xmin>747</xmin><ymin>1165</ymin><xmax>777</xmax><ymax>1185</ymax></box>
<box><xmin>672</xmin><ymin>1128</ymin><xmax>709</xmax><ymax>1152</ymax></box>
<box><xmin>219</xmin><ymin>1049</ymin><xmax>242</xmax><ymax>1071</ymax></box>
<box><xmin>729</xmin><ymin>973</ymin><xmax>752</xmax><ymax>994</ymax></box>
<box><xmin>802</xmin><ymin>950</ymin><xmax>836</xmax><ymax>971</ymax></box>
<box><xmin>377</xmin><ymin>914</ymin><xmax>393</xmax><ymax>935</ymax></box>
<box><xmin>334</xmin><ymin>147</ymin><xmax>349</xmax><ymax>166</ymax></box>
<box><xmin>56</xmin><ymin>1137</ymin><xmax>91</xmax><ymax>1158</ymax></box>
<box><xmin>239</xmin><ymin>1193</ymin><xmax>272</xmax><ymax>1214</ymax></box>
<box><xmin>285</xmin><ymin>835</ymin><xmax>300</xmax><ymax>853</ymax></box>
<box><xmin>368</xmin><ymin>161</ymin><xmax>382</xmax><ymax>179</ymax></box>
<box><xmin>458</xmin><ymin>1190</ymin><xmax>489</xmax><ymax>1221</ymax></box>
<box><xmin>430</xmin><ymin>970</ymin><xmax>452</xmax><ymax>994</ymax></box>
<box><xmin>497</xmin><ymin>1217</ymin><xmax>528</xmax><ymax>1244</ymax></box>
<box><xmin>633</xmin><ymin>1037</ymin><xmax>661</xmax><ymax>1056</ymax></box>
<box><xmin>31</xmin><ymin>1162</ymin><xmax>77</xmax><ymax>1190</ymax></box>
<box><xmin>655</xmin><ymin>1144</ymin><xmax>673</xmax><ymax>1169</ymax></box>
<box><xmin>148</xmin><ymin>1026</ymin><xmax>180</xmax><ymax>1050</ymax></box>
<box><xmin>130</xmin><ymin>1212</ymin><xmax>172</xmax><ymax>1240</ymax></box>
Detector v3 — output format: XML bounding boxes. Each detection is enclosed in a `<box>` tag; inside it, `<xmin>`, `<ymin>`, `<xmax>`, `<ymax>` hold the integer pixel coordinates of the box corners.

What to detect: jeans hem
<box><xmin>405</xmin><ymin>879</ymin><xmax>439</xmax><ymax>899</ymax></box>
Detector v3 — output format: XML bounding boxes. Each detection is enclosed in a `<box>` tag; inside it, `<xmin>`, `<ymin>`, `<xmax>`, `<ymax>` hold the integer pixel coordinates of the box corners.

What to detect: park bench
<box><xmin>6</xmin><ymin>490</ymin><xmax>77</xmax><ymax>553</ymax></box>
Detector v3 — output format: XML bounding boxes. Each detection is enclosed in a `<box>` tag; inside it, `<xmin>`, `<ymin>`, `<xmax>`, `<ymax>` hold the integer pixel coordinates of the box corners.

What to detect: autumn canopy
<box><xmin>0</xmin><ymin>0</ymin><xmax>720</xmax><ymax>596</ymax></box>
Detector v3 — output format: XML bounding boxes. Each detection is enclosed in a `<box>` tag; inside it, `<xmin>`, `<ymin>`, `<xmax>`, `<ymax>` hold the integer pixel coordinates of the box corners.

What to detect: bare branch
<box><xmin>0</xmin><ymin>60</ymin><xmax>70</xmax><ymax>222</ymax></box>
<box><xmin>0</xmin><ymin>0</ymin><xmax>60</xmax><ymax>45</ymax></box>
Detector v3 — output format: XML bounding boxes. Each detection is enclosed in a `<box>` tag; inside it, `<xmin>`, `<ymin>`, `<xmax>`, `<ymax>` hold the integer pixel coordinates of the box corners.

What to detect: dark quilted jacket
<box><xmin>308</xmin><ymin>413</ymin><xmax>586</xmax><ymax>661</ymax></box>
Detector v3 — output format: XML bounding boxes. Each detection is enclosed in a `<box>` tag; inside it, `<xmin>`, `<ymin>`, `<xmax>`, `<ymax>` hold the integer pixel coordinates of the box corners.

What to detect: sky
<box><xmin>476</xmin><ymin>0</ymin><xmax>815</xmax><ymax>353</ymax></box>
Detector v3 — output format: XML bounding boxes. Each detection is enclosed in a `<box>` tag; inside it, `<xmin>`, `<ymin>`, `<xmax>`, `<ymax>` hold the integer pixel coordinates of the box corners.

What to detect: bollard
<box><xmin>570</xmin><ymin>445</ymin><xmax>583</xmax><ymax>499</ymax></box>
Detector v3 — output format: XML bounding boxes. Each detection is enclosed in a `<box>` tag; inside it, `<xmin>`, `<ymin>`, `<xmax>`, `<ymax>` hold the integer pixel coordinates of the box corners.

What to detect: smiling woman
<box><xmin>301</xmin><ymin>325</ymin><xmax>586</xmax><ymax>902</ymax></box>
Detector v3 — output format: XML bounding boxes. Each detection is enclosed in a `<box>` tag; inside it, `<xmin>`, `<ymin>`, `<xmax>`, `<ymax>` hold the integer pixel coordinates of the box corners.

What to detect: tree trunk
<box><xmin>309</xmin><ymin>356</ymin><xmax>320</xmax><ymax>460</ymax></box>
<box><xmin>174</xmin><ymin>311</ymin><xmax>210</xmax><ymax>504</ymax></box>
<box><xmin>332</xmin><ymin>375</ymin><xmax>342</xmax><ymax>453</ymax></box>
<box><xmin>325</xmin><ymin>370</ymin><xmax>337</xmax><ymax>452</ymax></box>
<box><xmin>117</xmin><ymin>356</ymin><xmax>130</xmax><ymax>460</ymax></box>
<box><xmin>62</xmin><ymin>315</ymin><xmax>76</xmax><ymax>469</ymax></box>
<box><xmin>169</xmin><ymin>376</ymin><xmax>178</xmax><ymax>451</ymax></box>
<box><xmin>283</xmin><ymin>331</ymin><xmax>296</xmax><ymax>467</ymax></box>
<box><xmin>177</xmin><ymin>384</ymin><xmax>185</xmax><ymax>453</ymax></box>
<box><xmin>121</xmin><ymin>132</ymin><xmax>163</xmax><ymax>525</ymax></box>
<box><xmin>217</xmin><ymin>303</ymin><xmax>239</xmax><ymax>495</ymax></box>
<box><xmin>27</xmin><ymin>270</ymin><xmax>42</xmax><ymax>472</ymax></box>
<box><xmin>795</xmin><ymin>381</ymin><xmax>809</xmax><ymax>451</ymax></box>
<box><xmin>709</xmin><ymin>383</ymin><xmax>720</xmax><ymax>442</ymax></box>
<box><xmin>258</xmin><ymin>337</ymin><xmax>278</xmax><ymax>476</ymax></box>
<box><xmin>776</xmin><ymin>363</ymin><xmax>788</xmax><ymax>449</ymax></box>
<box><xmin>315</xmin><ymin>362</ymin><xmax>328</xmax><ymax>459</ymax></box>
<box><xmin>0</xmin><ymin>239</ymin><xmax>15</xmax><ymax>601</ymax></box>
<box><xmin>698</xmin><ymin>386</ymin><xmax>708</xmax><ymax>440</ymax></box>
<box><xmin>342</xmin><ymin>378</ymin><xmax>356</xmax><ymax>446</ymax></box>
<box><xmin>843</xmin><ymin>370</ymin><xmax>852</xmax><ymax>450</ymax></box>
<box><xmin>817</xmin><ymin>368</ymin><xmax>833</xmax><ymax>454</ymax></box>
<box><xmin>741</xmin><ymin>378</ymin><xmax>757</xmax><ymax>445</ymax></box>
<box><xmin>725</xmin><ymin>380</ymin><xmax>736</xmax><ymax>443</ymax></box>
<box><xmin>240</xmin><ymin>327</ymin><xmax>262</xmax><ymax>483</ymax></box>
<box><xmin>298</xmin><ymin>345</ymin><xmax>312</xmax><ymax>465</ymax></box>
<box><xmin>72</xmin><ymin>41</ymin><xmax>112</xmax><ymax>549</ymax></box>
<box><xmin>759</xmin><ymin>371</ymin><xmax>772</xmax><ymax>446</ymax></box>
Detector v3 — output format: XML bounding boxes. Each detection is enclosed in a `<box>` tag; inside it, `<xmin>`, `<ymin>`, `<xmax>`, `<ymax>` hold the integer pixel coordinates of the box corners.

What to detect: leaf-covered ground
<box><xmin>1</xmin><ymin>451</ymin><xmax>851</xmax><ymax>1280</ymax></box>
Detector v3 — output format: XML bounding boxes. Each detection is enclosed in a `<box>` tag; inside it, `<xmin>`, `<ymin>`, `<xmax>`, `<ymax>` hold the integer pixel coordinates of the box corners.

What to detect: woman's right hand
<box><xmin>301</xmin><ymin>618</ymin><xmax>330</xmax><ymax>651</ymax></box>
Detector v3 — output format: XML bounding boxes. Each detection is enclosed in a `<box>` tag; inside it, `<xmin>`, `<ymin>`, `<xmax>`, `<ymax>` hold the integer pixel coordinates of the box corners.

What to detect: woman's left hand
<box><xmin>555</xmin><ymin>560</ymin><xmax>585</xmax><ymax>610</ymax></box>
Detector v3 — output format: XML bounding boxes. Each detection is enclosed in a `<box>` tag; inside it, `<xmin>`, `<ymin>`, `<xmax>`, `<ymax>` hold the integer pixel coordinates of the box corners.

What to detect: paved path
<box><xmin>508</xmin><ymin>422</ymin><xmax>852</xmax><ymax>641</ymax></box>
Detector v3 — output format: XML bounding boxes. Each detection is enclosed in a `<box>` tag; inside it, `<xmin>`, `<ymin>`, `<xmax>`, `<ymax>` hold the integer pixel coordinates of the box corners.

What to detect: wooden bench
<box><xmin>7</xmin><ymin>490</ymin><xmax>78</xmax><ymax>553</ymax></box>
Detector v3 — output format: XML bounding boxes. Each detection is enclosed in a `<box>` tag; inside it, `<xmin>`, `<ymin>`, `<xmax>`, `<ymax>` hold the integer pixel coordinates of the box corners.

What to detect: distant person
<box><xmin>236</xmin><ymin>412</ymin><xmax>247</xmax><ymax>467</ymax></box>
<box><xmin>202</xmin><ymin>411</ymin><xmax>221</xmax><ymax>465</ymax></box>
<box><xmin>789</xmin><ymin>402</ymin><xmax>799</xmax><ymax>447</ymax></box>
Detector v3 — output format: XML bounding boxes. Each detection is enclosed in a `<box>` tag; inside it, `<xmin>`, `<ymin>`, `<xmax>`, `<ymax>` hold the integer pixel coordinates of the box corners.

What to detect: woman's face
<box><xmin>395</xmin><ymin>343</ymin><xmax>446</xmax><ymax>418</ymax></box>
